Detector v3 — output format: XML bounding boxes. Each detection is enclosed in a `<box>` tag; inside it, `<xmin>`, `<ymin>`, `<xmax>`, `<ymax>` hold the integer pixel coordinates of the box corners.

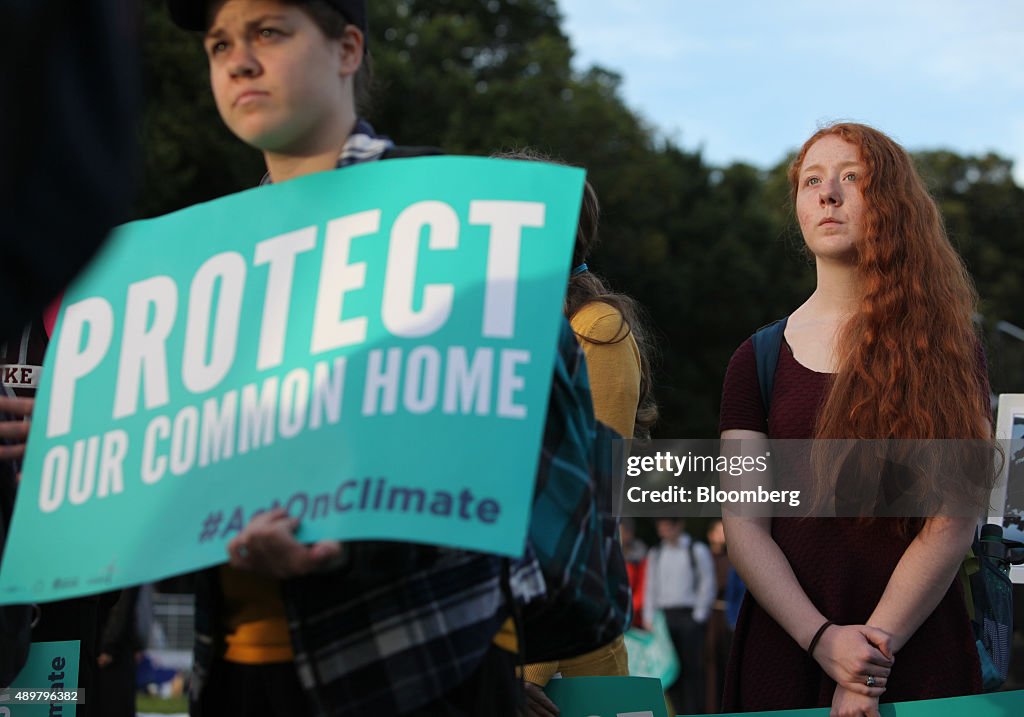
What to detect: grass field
<box><xmin>136</xmin><ymin>694</ymin><xmax>188</xmax><ymax>714</ymax></box>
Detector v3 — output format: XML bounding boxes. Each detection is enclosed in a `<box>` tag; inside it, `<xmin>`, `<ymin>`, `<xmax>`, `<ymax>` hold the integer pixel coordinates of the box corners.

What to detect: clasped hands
<box><xmin>812</xmin><ymin>623</ymin><xmax>895</xmax><ymax>717</ymax></box>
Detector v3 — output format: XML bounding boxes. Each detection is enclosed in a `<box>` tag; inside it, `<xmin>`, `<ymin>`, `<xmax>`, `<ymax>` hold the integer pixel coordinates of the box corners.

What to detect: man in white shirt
<box><xmin>643</xmin><ymin>518</ymin><xmax>717</xmax><ymax>714</ymax></box>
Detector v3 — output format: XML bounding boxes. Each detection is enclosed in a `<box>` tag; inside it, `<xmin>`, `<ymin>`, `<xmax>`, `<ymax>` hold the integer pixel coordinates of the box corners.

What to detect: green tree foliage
<box><xmin>138</xmin><ymin>0</ymin><xmax>1023</xmax><ymax>436</ymax></box>
<box><xmin>914</xmin><ymin>151</ymin><xmax>1024</xmax><ymax>396</ymax></box>
<box><xmin>137</xmin><ymin>0</ymin><xmax>264</xmax><ymax>217</ymax></box>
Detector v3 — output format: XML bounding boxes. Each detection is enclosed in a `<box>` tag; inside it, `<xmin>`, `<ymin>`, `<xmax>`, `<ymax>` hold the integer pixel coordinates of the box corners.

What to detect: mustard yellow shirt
<box><xmin>571</xmin><ymin>301</ymin><xmax>642</xmax><ymax>439</ymax></box>
<box><xmin>219</xmin><ymin>566</ymin><xmax>294</xmax><ymax>664</ymax></box>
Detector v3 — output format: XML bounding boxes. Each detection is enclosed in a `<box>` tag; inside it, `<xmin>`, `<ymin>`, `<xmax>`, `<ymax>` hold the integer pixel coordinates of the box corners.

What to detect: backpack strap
<box><xmin>687</xmin><ymin>540</ymin><xmax>697</xmax><ymax>594</ymax></box>
<box><xmin>750</xmin><ymin>316</ymin><xmax>789</xmax><ymax>417</ymax></box>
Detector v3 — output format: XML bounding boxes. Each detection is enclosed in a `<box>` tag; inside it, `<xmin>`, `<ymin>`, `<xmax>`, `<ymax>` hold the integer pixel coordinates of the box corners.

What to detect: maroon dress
<box><xmin>718</xmin><ymin>338</ymin><xmax>981</xmax><ymax>711</ymax></box>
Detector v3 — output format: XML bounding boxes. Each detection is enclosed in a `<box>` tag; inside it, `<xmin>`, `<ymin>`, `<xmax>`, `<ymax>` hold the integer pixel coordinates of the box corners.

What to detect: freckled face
<box><xmin>795</xmin><ymin>135</ymin><xmax>867</xmax><ymax>263</ymax></box>
<box><xmin>205</xmin><ymin>0</ymin><xmax>354</xmax><ymax>153</ymax></box>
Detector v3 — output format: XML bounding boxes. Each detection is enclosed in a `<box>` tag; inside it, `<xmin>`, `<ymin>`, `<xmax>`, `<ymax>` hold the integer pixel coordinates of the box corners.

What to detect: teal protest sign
<box><xmin>623</xmin><ymin>611</ymin><xmax>680</xmax><ymax>687</ymax></box>
<box><xmin>544</xmin><ymin>676</ymin><xmax>669</xmax><ymax>717</ymax></box>
<box><xmin>708</xmin><ymin>688</ymin><xmax>1024</xmax><ymax>717</ymax></box>
<box><xmin>540</xmin><ymin>676</ymin><xmax>1024</xmax><ymax>717</ymax></box>
<box><xmin>1</xmin><ymin>641</ymin><xmax>80</xmax><ymax>716</ymax></box>
<box><xmin>0</xmin><ymin>157</ymin><xmax>584</xmax><ymax>604</ymax></box>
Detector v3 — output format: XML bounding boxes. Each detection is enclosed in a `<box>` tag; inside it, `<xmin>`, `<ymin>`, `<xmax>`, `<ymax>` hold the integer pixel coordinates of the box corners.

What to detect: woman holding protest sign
<box><xmin>163</xmin><ymin>1</ymin><xmax>523</xmax><ymax>714</ymax></box>
<box><xmin>165</xmin><ymin>2</ymin><xmax>616</xmax><ymax>716</ymax></box>
<box><xmin>719</xmin><ymin>122</ymin><xmax>991</xmax><ymax>716</ymax></box>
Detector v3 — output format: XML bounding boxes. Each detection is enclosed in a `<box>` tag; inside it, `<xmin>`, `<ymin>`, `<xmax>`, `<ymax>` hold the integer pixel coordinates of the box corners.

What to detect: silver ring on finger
<box><xmin>866</xmin><ymin>675</ymin><xmax>877</xmax><ymax>688</ymax></box>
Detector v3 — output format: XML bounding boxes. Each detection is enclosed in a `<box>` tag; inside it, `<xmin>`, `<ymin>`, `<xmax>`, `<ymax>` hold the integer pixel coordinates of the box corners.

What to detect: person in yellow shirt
<box><xmin>499</xmin><ymin>156</ymin><xmax>658</xmax><ymax>714</ymax></box>
<box><xmin>563</xmin><ymin>175</ymin><xmax>657</xmax><ymax>442</ymax></box>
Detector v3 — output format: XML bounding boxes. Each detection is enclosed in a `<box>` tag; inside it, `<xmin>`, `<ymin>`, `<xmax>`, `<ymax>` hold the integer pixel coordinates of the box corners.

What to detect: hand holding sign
<box><xmin>525</xmin><ymin>681</ymin><xmax>561</xmax><ymax>716</ymax></box>
<box><xmin>228</xmin><ymin>507</ymin><xmax>344</xmax><ymax>579</ymax></box>
<box><xmin>0</xmin><ymin>396</ymin><xmax>33</xmax><ymax>462</ymax></box>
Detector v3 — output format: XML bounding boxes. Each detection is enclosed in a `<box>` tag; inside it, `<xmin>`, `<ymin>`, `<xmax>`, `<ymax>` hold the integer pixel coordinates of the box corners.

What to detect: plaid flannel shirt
<box><xmin>190</xmin><ymin>123</ymin><xmax>612</xmax><ymax>715</ymax></box>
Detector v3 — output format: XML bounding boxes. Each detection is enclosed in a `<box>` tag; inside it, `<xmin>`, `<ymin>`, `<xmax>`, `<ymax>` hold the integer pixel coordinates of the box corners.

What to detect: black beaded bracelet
<box><xmin>807</xmin><ymin>619</ymin><xmax>834</xmax><ymax>658</ymax></box>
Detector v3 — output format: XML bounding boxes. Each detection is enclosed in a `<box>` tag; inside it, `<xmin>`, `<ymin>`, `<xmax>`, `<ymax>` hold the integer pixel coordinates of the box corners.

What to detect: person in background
<box><xmin>620</xmin><ymin>517</ymin><xmax>648</xmax><ymax>629</ymax></box>
<box><xmin>643</xmin><ymin>517</ymin><xmax>716</xmax><ymax>715</ymax></box>
<box><xmin>95</xmin><ymin>587</ymin><xmax>143</xmax><ymax>717</ymax></box>
<box><xmin>561</xmin><ymin>178</ymin><xmax>658</xmax><ymax>444</ymax></box>
<box><xmin>724</xmin><ymin>566</ymin><xmax>746</xmax><ymax>632</ymax></box>
<box><xmin>704</xmin><ymin>519</ymin><xmax>733</xmax><ymax>712</ymax></box>
<box><xmin>490</xmin><ymin>150</ymin><xmax>657</xmax><ymax>717</ymax></box>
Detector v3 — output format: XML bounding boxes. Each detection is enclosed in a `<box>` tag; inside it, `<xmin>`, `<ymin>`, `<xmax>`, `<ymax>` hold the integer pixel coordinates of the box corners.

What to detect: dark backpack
<box><xmin>518</xmin><ymin>324</ymin><xmax>632</xmax><ymax>663</ymax></box>
<box><xmin>960</xmin><ymin>526</ymin><xmax>1023</xmax><ymax>690</ymax></box>
<box><xmin>748</xmin><ymin>316</ymin><xmax>1018</xmax><ymax>691</ymax></box>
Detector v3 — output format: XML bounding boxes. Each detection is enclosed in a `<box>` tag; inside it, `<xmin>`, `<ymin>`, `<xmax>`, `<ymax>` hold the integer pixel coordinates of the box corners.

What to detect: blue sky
<box><xmin>559</xmin><ymin>0</ymin><xmax>1024</xmax><ymax>185</ymax></box>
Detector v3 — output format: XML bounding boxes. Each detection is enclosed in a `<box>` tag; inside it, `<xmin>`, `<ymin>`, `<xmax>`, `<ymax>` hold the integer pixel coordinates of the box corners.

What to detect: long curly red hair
<box><xmin>788</xmin><ymin>123</ymin><xmax>990</xmax><ymax>442</ymax></box>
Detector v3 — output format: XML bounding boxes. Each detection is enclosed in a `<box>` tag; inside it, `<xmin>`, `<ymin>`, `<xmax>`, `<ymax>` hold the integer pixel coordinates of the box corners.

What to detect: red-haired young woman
<box><xmin>719</xmin><ymin>123</ymin><xmax>991</xmax><ymax>717</ymax></box>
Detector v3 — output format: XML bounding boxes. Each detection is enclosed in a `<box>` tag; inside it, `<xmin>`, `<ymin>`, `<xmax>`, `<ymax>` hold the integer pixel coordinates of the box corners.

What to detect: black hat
<box><xmin>167</xmin><ymin>0</ymin><xmax>368</xmax><ymax>41</ymax></box>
